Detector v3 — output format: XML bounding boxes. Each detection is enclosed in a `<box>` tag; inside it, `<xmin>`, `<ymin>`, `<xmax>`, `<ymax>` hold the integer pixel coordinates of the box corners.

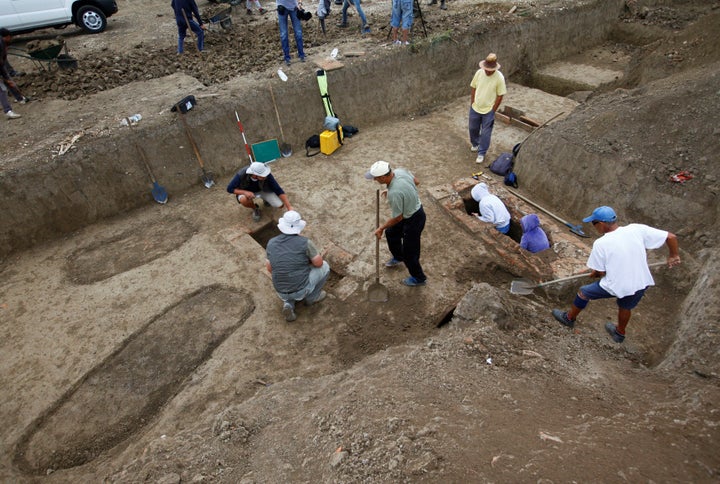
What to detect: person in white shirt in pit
<box><xmin>552</xmin><ymin>206</ymin><xmax>681</xmax><ymax>344</ymax></box>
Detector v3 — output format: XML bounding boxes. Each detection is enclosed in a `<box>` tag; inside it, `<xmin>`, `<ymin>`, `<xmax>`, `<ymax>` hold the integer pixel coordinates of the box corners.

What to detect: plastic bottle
<box><xmin>120</xmin><ymin>114</ymin><xmax>142</xmax><ymax>126</ymax></box>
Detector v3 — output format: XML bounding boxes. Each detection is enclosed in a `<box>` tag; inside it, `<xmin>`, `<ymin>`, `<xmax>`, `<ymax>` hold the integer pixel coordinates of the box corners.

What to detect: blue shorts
<box><xmin>391</xmin><ymin>0</ymin><xmax>413</xmax><ymax>29</ymax></box>
<box><xmin>579</xmin><ymin>281</ymin><xmax>646</xmax><ymax>310</ymax></box>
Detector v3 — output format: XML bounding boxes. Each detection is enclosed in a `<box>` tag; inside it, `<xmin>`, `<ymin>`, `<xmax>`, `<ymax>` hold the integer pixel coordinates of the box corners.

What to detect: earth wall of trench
<box><xmin>0</xmin><ymin>0</ymin><xmax>624</xmax><ymax>259</ymax></box>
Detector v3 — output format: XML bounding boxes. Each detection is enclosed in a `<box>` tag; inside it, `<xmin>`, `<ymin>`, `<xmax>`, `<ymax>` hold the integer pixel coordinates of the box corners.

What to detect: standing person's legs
<box><xmin>0</xmin><ymin>81</ymin><xmax>17</xmax><ymax>117</ymax></box>
<box><xmin>553</xmin><ymin>281</ymin><xmax>606</xmax><ymax>326</ymax></box>
<box><xmin>277</xmin><ymin>7</ymin><xmax>291</xmax><ymax>63</ymax></box>
<box><xmin>617</xmin><ymin>308</ymin><xmax>632</xmax><ymax>334</ymax></box>
<box><xmin>288</xmin><ymin>8</ymin><xmax>305</xmax><ymax>60</ymax></box>
<box><xmin>468</xmin><ymin>107</ymin><xmax>482</xmax><ymax>149</ymax></box>
<box><xmin>189</xmin><ymin>20</ymin><xmax>204</xmax><ymax>51</ymax></box>
<box><xmin>176</xmin><ymin>22</ymin><xmax>187</xmax><ymax>53</ymax></box>
<box><xmin>390</xmin><ymin>0</ymin><xmax>402</xmax><ymax>42</ymax></box>
<box><xmin>1</xmin><ymin>88</ymin><xmax>13</xmax><ymax>113</ymax></box>
<box><xmin>400</xmin><ymin>0</ymin><xmax>413</xmax><ymax>43</ymax></box>
<box><xmin>477</xmin><ymin>111</ymin><xmax>495</xmax><ymax>157</ymax></box>
<box><xmin>612</xmin><ymin>288</ymin><xmax>645</xmax><ymax>336</ymax></box>
<box><xmin>353</xmin><ymin>0</ymin><xmax>368</xmax><ymax>26</ymax></box>
<box><xmin>6</xmin><ymin>80</ymin><xmax>23</xmax><ymax>102</ymax></box>
<box><xmin>401</xmin><ymin>208</ymin><xmax>427</xmax><ymax>282</ymax></box>
<box><xmin>340</xmin><ymin>0</ymin><xmax>350</xmax><ymax>25</ymax></box>
<box><xmin>385</xmin><ymin>219</ymin><xmax>405</xmax><ymax>263</ymax></box>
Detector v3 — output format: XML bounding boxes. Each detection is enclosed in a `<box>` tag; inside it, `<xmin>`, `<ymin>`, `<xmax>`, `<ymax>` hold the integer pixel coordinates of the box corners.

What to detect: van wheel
<box><xmin>77</xmin><ymin>6</ymin><xmax>107</xmax><ymax>33</ymax></box>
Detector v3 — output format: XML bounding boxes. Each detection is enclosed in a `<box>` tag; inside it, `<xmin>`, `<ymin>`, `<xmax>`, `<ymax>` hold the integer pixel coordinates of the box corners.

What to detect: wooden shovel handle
<box><xmin>177</xmin><ymin>110</ymin><xmax>207</xmax><ymax>169</ymax></box>
<box><xmin>375</xmin><ymin>189</ymin><xmax>380</xmax><ymax>282</ymax></box>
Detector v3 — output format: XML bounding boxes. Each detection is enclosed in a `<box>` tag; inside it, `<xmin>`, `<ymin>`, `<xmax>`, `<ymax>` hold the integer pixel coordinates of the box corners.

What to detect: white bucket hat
<box><xmin>278</xmin><ymin>211</ymin><xmax>307</xmax><ymax>235</ymax></box>
<box><xmin>247</xmin><ymin>162</ymin><xmax>271</xmax><ymax>177</ymax></box>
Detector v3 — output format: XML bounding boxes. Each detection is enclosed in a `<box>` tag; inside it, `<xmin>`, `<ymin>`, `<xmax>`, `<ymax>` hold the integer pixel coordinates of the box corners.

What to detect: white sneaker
<box><xmin>476</xmin><ymin>154</ymin><xmax>484</xmax><ymax>164</ymax></box>
<box><xmin>282</xmin><ymin>302</ymin><xmax>296</xmax><ymax>322</ymax></box>
<box><xmin>470</xmin><ymin>145</ymin><xmax>479</xmax><ymax>152</ymax></box>
<box><xmin>5</xmin><ymin>110</ymin><xmax>21</xmax><ymax>119</ymax></box>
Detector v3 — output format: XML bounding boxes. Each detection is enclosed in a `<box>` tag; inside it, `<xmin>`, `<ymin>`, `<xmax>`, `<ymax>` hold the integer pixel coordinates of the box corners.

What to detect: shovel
<box><xmin>269</xmin><ymin>82</ymin><xmax>292</xmax><ymax>158</ymax></box>
<box><xmin>176</xmin><ymin>108</ymin><xmax>215</xmax><ymax>188</ymax></box>
<box><xmin>506</xmin><ymin>189</ymin><xmax>587</xmax><ymax>238</ymax></box>
<box><xmin>510</xmin><ymin>261</ymin><xmax>665</xmax><ymax>295</ymax></box>
<box><xmin>126</xmin><ymin>117</ymin><xmax>168</xmax><ymax>204</ymax></box>
<box><xmin>368</xmin><ymin>189</ymin><xmax>389</xmax><ymax>302</ymax></box>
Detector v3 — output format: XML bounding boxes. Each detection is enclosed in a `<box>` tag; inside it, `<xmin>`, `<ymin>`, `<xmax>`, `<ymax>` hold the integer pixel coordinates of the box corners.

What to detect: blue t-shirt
<box><xmin>226</xmin><ymin>166</ymin><xmax>285</xmax><ymax>196</ymax></box>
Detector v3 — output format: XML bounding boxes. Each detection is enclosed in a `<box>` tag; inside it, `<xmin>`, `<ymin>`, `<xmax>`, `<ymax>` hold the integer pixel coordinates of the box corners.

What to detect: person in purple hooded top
<box><xmin>520</xmin><ymin>214</ymin><xmax>550</xmax><ymax>253</ymax></box>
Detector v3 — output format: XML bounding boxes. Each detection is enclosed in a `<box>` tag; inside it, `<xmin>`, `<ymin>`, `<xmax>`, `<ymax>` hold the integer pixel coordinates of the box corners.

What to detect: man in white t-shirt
<box><xmin>552</xmin><ymin>206</ymin><xmax>680</xmax><ymax>343</ymax></box>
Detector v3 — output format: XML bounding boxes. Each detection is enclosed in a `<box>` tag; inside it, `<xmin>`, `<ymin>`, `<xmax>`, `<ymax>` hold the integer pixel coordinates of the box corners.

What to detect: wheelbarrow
<box><xmin>204</xmin><ymin>5</ymin><xmax>233</xmax><ymax>29</ymax></box>
<box><xmin>8</xmin><ymin>39</ymin><xmax>77</xmax><ymax>72</ymax></box>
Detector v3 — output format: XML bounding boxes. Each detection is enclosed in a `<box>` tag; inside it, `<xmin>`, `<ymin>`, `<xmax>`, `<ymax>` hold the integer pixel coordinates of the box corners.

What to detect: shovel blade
<box><xmin>368</xmin><ymin>281</ymin><xmax>389</xmax><ymax>302</ymax></box>
<box><xmin>569</xmin><ymin>225</ymin><xmax>589</xmax><ymax>238</ymax></box>
<box><xmin>280</xmin><ymin>143</ymin><xmax>292</xmax><ymax>158</ymax></box>
<box><xmin>152</xmin><ymin>182</ymin><xmax>168</xmax><ymax>204</ymax></box>
<box><xmin>202</xmin><ymin>173</ymin><xmax>215</xmax><ymax>188</ymax></box>
<box><xmin>510</xmin><ymin>279</ymin><xmax>536</xmax><ymax>295</ymax></box>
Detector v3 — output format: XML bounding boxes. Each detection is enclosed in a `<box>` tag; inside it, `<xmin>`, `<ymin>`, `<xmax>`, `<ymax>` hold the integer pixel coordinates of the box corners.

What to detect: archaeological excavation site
<box><xmin>0</xmin><ymin>0</ymin><xmax>718</xmax><ymax>481</ymax></box>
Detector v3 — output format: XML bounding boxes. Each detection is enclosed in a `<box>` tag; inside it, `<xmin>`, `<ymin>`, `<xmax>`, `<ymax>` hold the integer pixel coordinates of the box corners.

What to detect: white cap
<box><xmin>247</xmin><ymin>162</ymin><xmax>271</xmax><ymax>177</ymax></box>
<box><xmin>364</xmin><ymin>160</ymin><xmax>391</xmax><ymax>179</ymax></box>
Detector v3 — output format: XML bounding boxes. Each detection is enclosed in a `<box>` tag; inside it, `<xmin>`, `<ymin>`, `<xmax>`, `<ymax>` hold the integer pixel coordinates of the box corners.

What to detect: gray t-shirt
<box><xmin>266</xmin><ymin>234</ymin><xmax>318</xmax><ymax>293</ymax></box>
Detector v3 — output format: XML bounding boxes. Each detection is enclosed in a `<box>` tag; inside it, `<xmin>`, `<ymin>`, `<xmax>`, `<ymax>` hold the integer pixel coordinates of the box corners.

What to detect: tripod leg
<box><xmin>414</xmin><ymin>0</ymin><xmax>427</xmax><ymax>37</ymax></box>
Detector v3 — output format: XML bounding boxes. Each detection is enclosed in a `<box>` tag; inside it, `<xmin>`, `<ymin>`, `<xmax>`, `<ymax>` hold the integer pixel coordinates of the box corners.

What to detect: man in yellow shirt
<box><xmin>469</xmin><ymin>53</ymin><xmax>507</xmax><ymax>164</ymax></box>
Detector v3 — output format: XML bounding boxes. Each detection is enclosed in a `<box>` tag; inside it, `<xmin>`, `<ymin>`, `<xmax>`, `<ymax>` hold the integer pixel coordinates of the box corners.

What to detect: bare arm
<box><xmin>492</xmin><ymin>94</ymin><xmax>504</xmax><ymax>112</ymax></box>
<box><xmin>374</xmin><ymin>214</ymin><xmax>403</xmax><ymax>239</ymax></box>
<box><xmin>470</xmin><ymin>87</ymin><xmax>476</xmax><ymax>105</ymax></box>
<box><xmin>665</xmin><ymin>232</ymin><xmax>681</xmax><ymax>267</ymax></box>
<box><xmin>279</xmin><ymin>193</ymin><xmax>293</xmax><ymax>211</ymax></box>
<box><xmin>265</xmin><ymin>259</ymin><xmax>272</xmax><ymax>273</ymax></box>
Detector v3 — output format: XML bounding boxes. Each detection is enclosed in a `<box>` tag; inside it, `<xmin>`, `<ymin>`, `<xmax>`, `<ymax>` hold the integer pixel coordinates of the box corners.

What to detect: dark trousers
<box><xmin>386</xmin><ymin>206</ymin><xmax>426</xmax><ymax>281</ymax></box>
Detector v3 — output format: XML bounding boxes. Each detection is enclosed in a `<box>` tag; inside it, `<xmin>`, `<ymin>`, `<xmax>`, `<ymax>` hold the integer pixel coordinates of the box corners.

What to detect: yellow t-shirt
<box><xmin>470</xmin><ymin>70</ymin><xmax>507</xmax><ymax>114</ymax></box>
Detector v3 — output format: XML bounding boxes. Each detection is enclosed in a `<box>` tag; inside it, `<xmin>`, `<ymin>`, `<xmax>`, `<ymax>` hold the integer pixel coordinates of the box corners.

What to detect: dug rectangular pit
<box><xmin>66</xmin><ymin>217</ymin><xmax>196</xmax><ymax>285</ymax></box>
<box><xmin>428</xmin><ymin>177</ymin><xmax>592</xmax><ymax>283</ymax></box>
<box><xmin>14</xmin><ymin>285</ymin><xmax>254</xmax><ymax>475</ymax></box>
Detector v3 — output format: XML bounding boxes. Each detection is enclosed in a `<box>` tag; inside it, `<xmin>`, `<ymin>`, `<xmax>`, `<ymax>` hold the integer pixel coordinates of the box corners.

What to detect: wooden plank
<box><xmin>495</xmin><ymin>111</ymin><xmax>535</xmax><ymax>132</ymax></box>
<box><xmin>519</xmin><ymin>115</ymin><xmax>541</xmax><ymax>127</ymax></box>
<box><xmin>314</xmin><ymin>58</ymin><xmax>345</xmax><ymax>71</ymax></box>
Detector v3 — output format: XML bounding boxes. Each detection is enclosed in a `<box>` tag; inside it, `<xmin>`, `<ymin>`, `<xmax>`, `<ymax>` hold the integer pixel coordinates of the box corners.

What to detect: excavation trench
<box><xmin>5</xmin><ymin>0</ymin><xmax>701</xmax><ymax>477</ymax></box>
<box><xmin>0</xmin><ymin>0</ymin><xmax>630</xmax><ymax>259</ymax></box>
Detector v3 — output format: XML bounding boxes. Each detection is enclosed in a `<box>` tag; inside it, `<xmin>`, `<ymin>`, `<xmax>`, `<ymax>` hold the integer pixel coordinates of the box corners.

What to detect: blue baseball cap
<box><xmin>582</xmin><ymin>206</ymin><xmax>617</xmax><ymax>223</ymax></box>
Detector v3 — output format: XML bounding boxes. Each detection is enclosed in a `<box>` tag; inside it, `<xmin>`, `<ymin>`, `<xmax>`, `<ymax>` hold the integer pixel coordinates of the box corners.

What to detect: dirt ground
<box><xmin>1</xmin><ymin>0</ymin><xmax>719</xmax><ymax>482</ymax></box>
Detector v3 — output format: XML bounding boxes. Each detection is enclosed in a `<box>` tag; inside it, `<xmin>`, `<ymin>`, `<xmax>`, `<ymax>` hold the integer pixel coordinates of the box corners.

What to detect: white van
<box><xmin>0</xmin><ymin>0</ymin><xmax>118</xmax><ymax>34</ymax></box>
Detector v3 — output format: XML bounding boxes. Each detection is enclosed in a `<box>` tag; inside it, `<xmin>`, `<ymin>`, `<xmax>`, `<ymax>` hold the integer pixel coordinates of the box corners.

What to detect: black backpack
<box><xmin>489</xmin><ymin>152</ymin><xmax>514</xmax><ymax>176</ymax></box>
<box><xmin>305</xmin><ymin>134</ymin><xmax>321</xmax><ymax>157</ymax></box>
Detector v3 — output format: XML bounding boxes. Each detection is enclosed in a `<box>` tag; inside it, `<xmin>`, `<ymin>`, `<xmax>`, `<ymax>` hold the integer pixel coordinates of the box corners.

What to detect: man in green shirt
<box><xmin>365</xmin><ymin>160</ymin><xmax>427</xmax><ymax>286</ymax></box>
